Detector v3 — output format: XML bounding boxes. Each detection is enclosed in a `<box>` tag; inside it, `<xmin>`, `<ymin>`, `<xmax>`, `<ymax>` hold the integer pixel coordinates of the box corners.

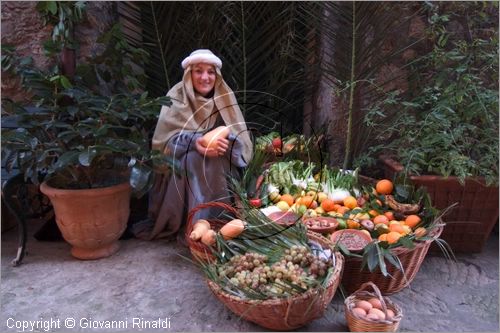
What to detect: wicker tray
<box><xmin>185</xmin><ymin>201</ymin><xmax>238</xmax><ymax>262</ymax></box>
<box><xmin>341</xmin><ymin>226</ymin><xmax>443</xmax><ymax>295</ymax></box>
<box><xmin>345</xmin><ymin>282</ymin><xmax>403</xmax><ymax>332</ymax></box>
<box><xmin>380</xmin><ymin>155</ymin><xmax>499</xmax><ymax>253</ymax></box>
<box><xmin>206</xmin><ymin>232</ymin><xmax>344</xmax><ymax>331</ymax></box>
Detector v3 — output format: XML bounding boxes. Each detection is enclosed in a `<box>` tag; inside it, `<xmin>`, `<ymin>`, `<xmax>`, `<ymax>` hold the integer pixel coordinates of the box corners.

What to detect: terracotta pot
<box><xmin>40</xmin><ymin>181</ymin><xmax>132</xmax><ymax>260</ymax></box>
<box><xmin>379</xmin><ymin>155</ymin><xmax>499</xmax><ymax>253</ymax></box>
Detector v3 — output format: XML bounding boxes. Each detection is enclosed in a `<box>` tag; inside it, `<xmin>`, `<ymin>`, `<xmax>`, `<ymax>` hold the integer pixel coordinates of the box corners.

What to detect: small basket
<box><xmin>206</xmin><ymin>232</ymin><xmax>344</xmax><ymax>331</ymax></box>
<box><xmin>185</xmin><ymin>201</ymin><xmax>239</xmax><ymax>262</ymax></box>
<box><xmin>345</xmin><ymin>282</ymin><xmax>403</xmax><ymax>332</ymax></box>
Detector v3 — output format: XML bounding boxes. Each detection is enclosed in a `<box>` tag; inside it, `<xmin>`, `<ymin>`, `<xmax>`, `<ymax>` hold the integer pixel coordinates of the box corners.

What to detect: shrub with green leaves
<box><xmin>356</xmin><ymin>2</ymin><xmax>499</xmax><ymax>186</ymax></box>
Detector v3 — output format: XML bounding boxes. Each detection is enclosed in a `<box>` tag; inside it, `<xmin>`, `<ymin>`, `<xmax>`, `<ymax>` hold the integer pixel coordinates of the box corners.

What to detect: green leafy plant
<box><xmin>356</xmin><ymin>2</ymin><xmax>499</xmax><ymax>186</ymax></box>
<box><xmin>36</xmin><ymin>1</ymin><xmax>86</xmax><ymax>49</ymax></box>
<box><xmin>1</xmin><ymin>23</ymin><xmax>175</xmax><ymax>196</ymax></box>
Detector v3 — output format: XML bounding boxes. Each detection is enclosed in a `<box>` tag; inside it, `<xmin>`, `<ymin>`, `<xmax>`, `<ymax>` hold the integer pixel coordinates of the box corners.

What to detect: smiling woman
<box><xmin>132</xmin><ymin>49</ymin><xmax>254</xmax><ymax>242</ymax></box>
<box><xmin>191</xmin><ymin>63</ymin><xmax>217</xmax><ymax>97</ymax></box>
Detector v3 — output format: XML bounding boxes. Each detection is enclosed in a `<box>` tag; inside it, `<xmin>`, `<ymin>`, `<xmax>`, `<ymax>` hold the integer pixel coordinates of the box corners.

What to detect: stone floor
<box><xmin>1</xmin><ymin>221</ymin><xmax>498</xmax><ymax>332</ymax></box>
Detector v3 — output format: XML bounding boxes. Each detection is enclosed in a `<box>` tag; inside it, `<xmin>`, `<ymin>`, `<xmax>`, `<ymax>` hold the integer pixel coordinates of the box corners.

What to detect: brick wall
<box><xmin>1</xmin><ymin>1</ymin><xmax>117</xmax><ymax>102</ymax></box>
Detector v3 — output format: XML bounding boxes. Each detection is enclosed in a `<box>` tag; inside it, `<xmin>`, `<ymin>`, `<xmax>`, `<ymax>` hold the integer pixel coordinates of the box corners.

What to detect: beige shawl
<box><xmin>152</xmin><ymin>67</ymin><xmax>253</xmax><ymax>163</ymax></box>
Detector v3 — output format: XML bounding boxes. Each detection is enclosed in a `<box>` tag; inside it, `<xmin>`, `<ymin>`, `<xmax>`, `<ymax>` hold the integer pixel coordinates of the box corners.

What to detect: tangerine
<box><xmin>388</xmin><ymin>223</ymin><xmax>405</xmax><ymax>234</ymax></box>
<box><xmin>337</xmin><ymin>206</ymin><xmax>350</xmax><ymax>215</ymax></box>
<box><xmin>368</xmin><ymin>209</ymin><xmax>380</xmax><ymax>217</ymax></box>
<box><xmin>386</xmin><ymin>231</ymin><xmax>402</xmax><ymax>244</ymax></box>
<box><xmin>281</xmin><ymin>194</ymin><xmax>294</xmax><ymax>207</ymax></box>
<box><xmin>405</xmin><ymin>214</ymin><xmax>422</xmax><ymax>229</ymax></box>
<box><xmin>347</xmin><ymin>219</ymin><xmax>360</xmax><ymax>229</ymax></box>
<box><xmin>384</xmin><ymin>211</ymin><xmax>395</xmax><ymax>220</ymax></box>
<box><xmin>378</xmin><ymin>234</ymin><xmax>388</xmax><ymax>242</ymax></box>
<box><xmin>321</xmin><ymin>199</ymin><xmax>336</xmax><ymax>212</ymax></box>
<box><xmin>376</xmin><ymin>179</ymin><xmax>394</xmax><ymax>195</ymax></box>
<box><xmin>343</xmin><ymin>196</ymin><xmax>358</xmax><ymax>209</ymax></box>
<box><xmin>298</xmin><ymin>196</ymin><xmax>315</xmax><ymax>208</ymax></box>
<box><xmin>414</xmin><ymin>227</ymin><xmax>427</xmax><ymax>238</ymax></box>
<box><xmin>373</xmin><ymin>215</ymin><xmax>389</xmax><ymax>225</ymax></box>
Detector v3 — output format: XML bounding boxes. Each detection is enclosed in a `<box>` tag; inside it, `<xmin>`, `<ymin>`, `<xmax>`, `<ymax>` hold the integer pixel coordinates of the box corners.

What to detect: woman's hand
<box><xmin>195</xmin><ymin>137</ymin><xmax>229</xmax><ymax>158</ymax></box>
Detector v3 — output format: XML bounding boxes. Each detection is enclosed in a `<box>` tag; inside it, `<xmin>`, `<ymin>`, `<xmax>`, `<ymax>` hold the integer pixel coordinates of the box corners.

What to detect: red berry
<box><xmin>272</xmin><ymin>137</ymin><xmax>282</xmax><ymax>149</ymax></box>
<box><xmin>249</xmin><ymin>198</ymin><xmax>262</xmax><ymax>208</ymax></box>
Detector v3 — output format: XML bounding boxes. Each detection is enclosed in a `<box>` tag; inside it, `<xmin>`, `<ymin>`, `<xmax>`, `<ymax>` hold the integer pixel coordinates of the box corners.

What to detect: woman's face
<box><xmin>191</xmin><ymin>63</ymin><xmax>216</xmax><ymax>96</ymax></box>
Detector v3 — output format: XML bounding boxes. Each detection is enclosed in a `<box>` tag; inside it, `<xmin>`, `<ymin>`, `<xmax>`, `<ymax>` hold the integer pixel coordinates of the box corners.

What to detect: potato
<box><xmin>201</xmin><ymin>230</ymin><xmax>216</xmax><ymax>246</ymax></box>
<box><xmin>351</xmin><ymin>307</ymin><xmax>367</xmax><ymax>318</ymax></box>
<box><xmin>190</xmin><ymin>219</ymin><xmax>211</xmax><ymax>240</ymax></box>
<box><xmin>367</xmin><ymin>297</ymin><xmax>383</xmax><ymax>309</ymax></box>
<box><xmin>368</xmin><ymin>308</ymin><xmax>386</xmax><ymax>320</ymax></box>
<box><xmin>386</xmin><ymin>309</ymin><xmax>395</xmax><ymax>320</ymax></box>
<box><xmin>355</xmin><ymin>300</ymin><xmax>373</xmax><ymax>312</ymax></box>
<box><xmin>366</xmin><ymin>313</ymin><xmax>380</xmax><ymax>321</ymax></box>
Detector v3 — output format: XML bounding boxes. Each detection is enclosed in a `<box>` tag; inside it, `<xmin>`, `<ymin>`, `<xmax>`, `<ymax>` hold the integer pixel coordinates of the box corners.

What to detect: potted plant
<box><xmin>2</xmin><ymin>25</ymin><xmax>174</xmax><ymax>259</ymax></box>
<box><xmin>357</xmin><ymin>2</ymin><xmax>499</xmax><ymax>252</ymax></box>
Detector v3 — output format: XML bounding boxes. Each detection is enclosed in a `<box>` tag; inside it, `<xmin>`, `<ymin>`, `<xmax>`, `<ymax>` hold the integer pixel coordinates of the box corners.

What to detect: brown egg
<box><xmin>366</xmin><ymin>313</ymin><xmax>380</xmax><ymax>321</ymax></box>
<box><xmin>367</xmin><ymin>297</ymin><xmax>383</xmax><ymax>309</ymax></box>
<box><xmin>386</xmin><ymin>309</ymin><xmax>395</xmax><ymax>320</ymax></box>
<box><xmin>355</xmin><ymin>300</ymin><xmax>373</xmax><ymax>312</ymax></box>
<box><xmin>352</xmin><ymin>307</ymin><xmax>367</xmax><ymax>318</ymax></box>
<box><xmin>369</xmin><ymin>308</ymin><xmax>386</xmax><ymax>320</ymax></box>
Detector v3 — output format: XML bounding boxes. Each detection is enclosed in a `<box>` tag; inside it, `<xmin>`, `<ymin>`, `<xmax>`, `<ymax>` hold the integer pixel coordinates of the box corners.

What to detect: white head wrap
<box><xmin>181</xmin><ymin>49</ymin><xmax>222</xmax><ymax>69</ymax></box>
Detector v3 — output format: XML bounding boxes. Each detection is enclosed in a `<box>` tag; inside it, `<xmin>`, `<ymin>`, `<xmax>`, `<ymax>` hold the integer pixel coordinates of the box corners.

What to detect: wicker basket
<box><xmin>206</xmin><ymin>232</ymin><xmax>344</xmax><ymax>331</ymax></box>
<box><xmin>185</xmin><ymin>201</ymin><xmax>239</xmax><ymax>262</ymax></box>
<box><xmin>345</xmin><ymin>282</ymin><xmax>403</xmax><ymax>332</ymax></box>
<box><xmin>380</xmin><ymin>155</ymin><xmax>499</xmax><ymax>253</ymax></box>
<box><xmin>341</xmin><ymin>226</ymin><xmax>443</xmax><ymax>295</ymax></box>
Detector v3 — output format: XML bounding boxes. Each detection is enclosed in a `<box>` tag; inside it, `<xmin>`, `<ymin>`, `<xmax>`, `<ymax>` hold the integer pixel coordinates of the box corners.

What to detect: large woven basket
<box><xmin>185</xmin><ymin>201</ymin><xmax>238</xmax><ymax>262</ymax></box>
<box><xmin>206</xmin><ymin>232</ymin><xmax>344</xmax><ymax>331</ymax></box>
<box><xmin>341</xmin><ymin>226</ymin><xmax>443</xmax><ymax>295</ymax></box>
<box><xmin>345</xmin><ymin>282</ymin><xmax>403</xmax><ymax>332</ymax></box>
<box><xmin>380</xmin><ymin>155</ymin><xmax>498</xmax><ymax>253</ymax></box>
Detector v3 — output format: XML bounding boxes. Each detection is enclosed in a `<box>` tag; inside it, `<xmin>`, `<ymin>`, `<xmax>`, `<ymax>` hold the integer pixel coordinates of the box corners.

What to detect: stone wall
<box><xmin>1</xmin><ymin>1</ymin><xmax>117</xmax><ymax>102</ymax></box>
<box><xmin>313</xmin><ymin>3</ymin><xmax>428</xmax><ymax>167</ymax></box>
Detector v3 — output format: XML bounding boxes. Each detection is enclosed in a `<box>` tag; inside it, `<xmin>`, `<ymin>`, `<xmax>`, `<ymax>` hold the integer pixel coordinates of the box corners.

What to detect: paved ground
<box><xmin>1</xmin><ymin>221</ymin><xmax>498</xmax><ymax>332</ymax></box>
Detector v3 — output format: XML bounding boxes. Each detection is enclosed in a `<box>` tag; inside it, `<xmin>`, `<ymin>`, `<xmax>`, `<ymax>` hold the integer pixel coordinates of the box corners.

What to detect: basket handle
<box><xmin>356</xmin><ymin>281</ymin><xmax>389</xmax><ymax>317</ymax></box>
<box><xmin>185</xmin><ymin>201</ymin><xmax>239</xmax><ymax>236</ymax></box>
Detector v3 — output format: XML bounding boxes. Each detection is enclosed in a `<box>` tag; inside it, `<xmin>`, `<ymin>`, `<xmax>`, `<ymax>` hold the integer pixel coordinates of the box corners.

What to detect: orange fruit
<box><xmin>378</xmin><ymin>234</ymin><xmax>388</xmax><ymax>242</ymax></box>
<box><xmin>376</xmin><ymin>179</ymin><xmax>394</xmax><ymax>195</ymax></box>
<box><xmin>368</xmin><ymin>209</ymin><xmax>380</xmax><ymax>217</ymax></box>
<box><xmin>281</xmin><ymin>194</ymin><xmax>294</xmax><ymax>207</ymax></box>
<box><xmin>373</xmin><ymin>215</ymin><xmax>389</xmax><ymax>225</ymax></box>
<box><xmin>384</xmin><ymin>211</ymin><xmax>395</xmax><ymax>220</ymax></box>
<box><xmin>336</xmin><ymin>206</ymin><xmax>350</xmax><ymax>215</ymax></box>
<box><xmin>414</xmin><ymin>227</ymin><xmax>427</xmax><ymax>238</ymax></box>
<box><xmin>321</xmin><ymin>199</ymin><xmax>336</xmax><ymax>212</ymax></box>
<box><xmin>389</xmin><ymin>223</ymin><xmax>405</xmax><ymax>234</ymax></box>
<box><xmin>347</xmin><ymin>219</ymin><xmax>360</xmax><ymax>229</ymax></box>
<box><xmin>405</xmin><ymin>215</ymin><xmax>422</xmax><ymax>229</ymax></box>
<box><xmin>343</xmin><ymin>196</ymin><xmax>358</xmax><ymax>209</ymax></box>
<box><xmin>333</xmin><ymin>204</ymin><xmax>342</xmax><ymax>211</ymax></box>
<box><xmin>298</xmin><ymin>196</ymin><xmax>315</xmax><ymax>208</ymax></box>
<box><xmin>386</xmin><ymin>231</ymin><xmax>402</xmax><ymax>244</ymax></box>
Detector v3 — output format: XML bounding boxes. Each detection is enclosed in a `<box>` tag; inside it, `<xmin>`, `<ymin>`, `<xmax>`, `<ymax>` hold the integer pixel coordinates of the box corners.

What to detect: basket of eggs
<box><xmin>344</xmin><ymin>282</ymin><xmax>403</xmax><ymax>332</ymax></box>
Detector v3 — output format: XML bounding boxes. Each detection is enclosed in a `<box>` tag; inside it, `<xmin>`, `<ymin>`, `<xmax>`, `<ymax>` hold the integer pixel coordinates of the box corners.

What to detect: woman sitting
<box><xmin>133</xmin><ymin>49</ymin><xmax>253</xmax><ymax>242</ymax></box>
